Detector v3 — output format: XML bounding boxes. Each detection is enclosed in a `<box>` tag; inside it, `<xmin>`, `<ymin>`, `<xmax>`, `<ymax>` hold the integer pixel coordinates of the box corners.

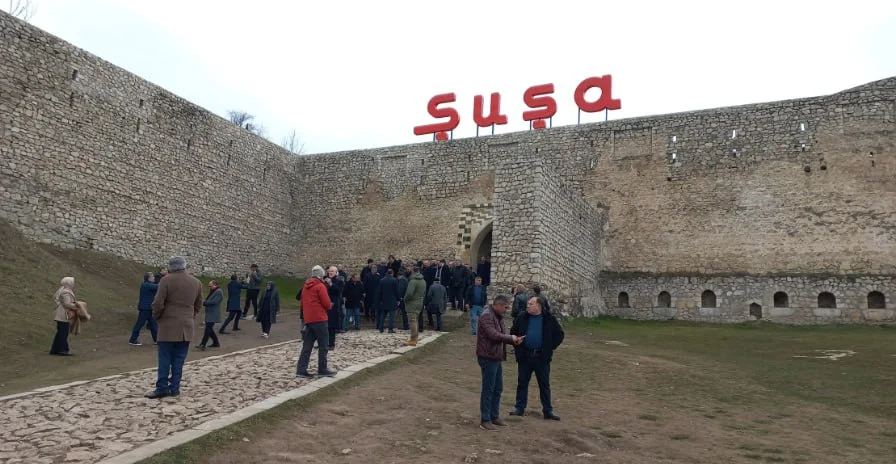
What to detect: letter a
<box><xmin>574</xmin><ymin>75</ymin><xmax>622</xmax><ymax>113</ymax></box>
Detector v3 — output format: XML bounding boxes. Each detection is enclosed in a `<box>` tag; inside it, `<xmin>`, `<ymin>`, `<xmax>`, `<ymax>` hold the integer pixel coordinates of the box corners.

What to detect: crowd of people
<box><xmin>51</xmin><ymin>253</ymin><xmax>565</xmax><ymax>429</ymax></box>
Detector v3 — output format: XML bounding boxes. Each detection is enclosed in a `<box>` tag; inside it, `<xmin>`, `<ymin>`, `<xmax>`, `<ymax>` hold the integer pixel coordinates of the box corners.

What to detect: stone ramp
<box><xmin>0</xmin><ymin>331</ymin><xmax>442</xmax><ymax>464</ymax></box>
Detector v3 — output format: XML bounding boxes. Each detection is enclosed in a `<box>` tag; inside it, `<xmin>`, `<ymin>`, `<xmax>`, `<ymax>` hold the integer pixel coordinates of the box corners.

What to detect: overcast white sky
<box><xmin>9</xmin><ymin>0</ymin><xmax>896</xmax><ymax>154</ymax></box>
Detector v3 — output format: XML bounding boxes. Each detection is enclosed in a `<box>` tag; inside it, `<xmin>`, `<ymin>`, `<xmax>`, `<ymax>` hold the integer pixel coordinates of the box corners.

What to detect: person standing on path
<box><xmin>424</xmin><ymin>280</ymin><xmax>448</xmax><ymax>331</ymax></box>
<box><xmin>325</xmin><ymin>266</ymin><xmax>345</xmax><ymax>348</ymax></box>
<box><xmin>129</xmin><ymin>272</ymin><xmax>159</xmax><ymax>346</ymax></box>
<box><xmin>466</xmin><ymin>276</ymin><xmax>489</xmax><ymax>335</ymax></box>
<box><xmin>402</xmin><ymin>267</ymin><xmax>426</xmax><ymax>346</ymax></box>
<box><xmin>145</xmin><ymin>256</ymin><xmax>202</xmax><ymax>399</ymax></box>
<box><xmin>258</xmin><ymin>281</ymin><xmax>280</xmax><ymax>338</ymax></box>
<box><xmin>219</xmin><ymin>274</ymin><xmax>242</xmax><ymax>334</ymax></box>
<box><xmin>509</xmin><ymin>296</ymin><xmax>565</xmax><ymax>421</ymax></box>
<box><xmin>197</xmin><ymin>280</ymin><xmax>222</xmax><ymax>351</ymax></box>
<box><xmin>296</xmin><ymin>265</ymin><xmax>337</xmax><ymax>378</ymax></box>
<box><xmin>343</xmin><ymin>273</ymin><xmax>364</xmax><ymax>330</ymax></box>
<box><xmin>476</xmin><ymin>295</ymin><xmax>523</xmax><ymax>431</ymax></box>
<box><xmin>242</xmin><ymin>264</ymin><xmax>263</xmax><ymax>319</ymax></box>
<box><xmin>50</xmin><ymin>277</ymin><xmax>78</xmax><ymax>356</ymax></box>
<box><xmin>375</xmin><ymin>269</ymin><xmax>399</xmax><ymax>333</ymax></box>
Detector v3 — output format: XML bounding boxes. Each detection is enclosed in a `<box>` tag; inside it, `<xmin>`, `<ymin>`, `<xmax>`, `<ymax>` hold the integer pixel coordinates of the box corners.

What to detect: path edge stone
<box><xmin>0</xmin><ymin>339</ymin><xmax>299</xmax><ymax>403</ymax></box>
<box><xmin>95</xmin><ymin>332</ymin><xmax>445</xmax><ymax>464</ymax></box>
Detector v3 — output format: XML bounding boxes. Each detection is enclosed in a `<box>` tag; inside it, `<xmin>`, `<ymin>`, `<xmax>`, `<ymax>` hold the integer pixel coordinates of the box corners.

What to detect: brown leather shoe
<box><xmin>491</xmin><ymin>418</ymin><xmax>508</xmax><ymax>427</ymax></box>
<box><xmin>404</xmin><ymin>339</ymin><xmax>417</xmax><ymax>346</ymax></box>
<box><xmin>479</xmin><ymin>421</ymin><xmax>498</xmax><ymax>431</ymax></box>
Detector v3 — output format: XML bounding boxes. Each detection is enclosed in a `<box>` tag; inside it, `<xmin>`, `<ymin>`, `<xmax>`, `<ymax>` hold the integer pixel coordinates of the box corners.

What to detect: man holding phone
<box><xmin>509</xmin><ymin>295</ymin><xmax>565</xmax><ymax>421</ymax></box>
<box><xmin>475</xmin><ymin>295</ymin><xmax>523</xmax><ymax>431</ymax></box>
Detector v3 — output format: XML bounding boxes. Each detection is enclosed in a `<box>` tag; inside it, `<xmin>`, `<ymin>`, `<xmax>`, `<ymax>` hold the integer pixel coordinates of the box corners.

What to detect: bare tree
<box><xmin>6</xmin><ymin>0</ymin><xmax>36</xmax><ymax>21</ymax></box>
<box><xmin>281</xmin><ymin>129</ymin><xmax>305</xmax><ymax>155</ymax></box>
<box><xmin>227</xmin><ymin>110</ymin><xmax>268</xmax><ymax>137</ymax></box>
<box><xmin>227</xmin><ymin>110</ymin><xmax>255</xmax><ymax>129</ymax></box>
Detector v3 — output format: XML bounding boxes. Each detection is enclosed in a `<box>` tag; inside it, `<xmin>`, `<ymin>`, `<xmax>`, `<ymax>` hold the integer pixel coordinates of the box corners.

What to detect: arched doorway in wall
<box><xmin>469</xmin><ymin>220</ymin><xmax>493</xmax><ymax>283</ymax></box>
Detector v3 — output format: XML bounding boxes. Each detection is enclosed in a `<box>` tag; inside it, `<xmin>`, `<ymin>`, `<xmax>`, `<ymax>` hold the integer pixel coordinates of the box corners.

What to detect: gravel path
<box><xmin>0</xmin><ymin>330</ymin><xmax>426</xmax><ymax>464</ymax></box>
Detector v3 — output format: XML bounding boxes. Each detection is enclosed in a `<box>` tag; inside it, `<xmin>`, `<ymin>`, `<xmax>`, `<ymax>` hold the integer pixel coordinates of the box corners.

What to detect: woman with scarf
<box><xmin>197</xmin><ymin>280</ymin><xmax>222</xmax><ymax>350</ymax></box>
<box><xmin>51</xmin><ymin>276</ymin><xmax>78</xmax><ymax>356</ymax></box>
<box><xmin>258</xmin><ymin>281</ymin><xmax>280</xmax><ymax>338</ymax></box>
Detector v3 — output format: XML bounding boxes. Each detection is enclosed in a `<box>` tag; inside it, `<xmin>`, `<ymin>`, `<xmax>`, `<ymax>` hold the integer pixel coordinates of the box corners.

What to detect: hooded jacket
<box><xmin>301</xmin><ymin>277</ymin><xmax>331</xmax><ymax>324</ymax></box>
<box><xmin>403</xmin><ymin>272</ymin><xmax>426</xmax><ymax>313</ymax></box>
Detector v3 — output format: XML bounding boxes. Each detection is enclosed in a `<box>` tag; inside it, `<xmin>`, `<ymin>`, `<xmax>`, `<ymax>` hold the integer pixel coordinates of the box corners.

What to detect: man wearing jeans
<box><xmin>296</xmin><ymin>265</ymin><xmax>337</xmax><ymax>378</ymax></box>
<box><xmin>129</xmin><ymin>272</ymin><xmax>159</xmax><ymax>346</ymax></box>
<box><xmin>465</xmin><ymin>276</ymin><xmax>488</xmax><ymax>335</ymax></box>
<box><xmin>475</xmin><ymin>295</ymin><xmax>523</xmax><ymax>431</ymax></box>
<box><xmin>145</xmin><ymin>256</ymin><xmax>202</xmax><ymax>399</ymax></box>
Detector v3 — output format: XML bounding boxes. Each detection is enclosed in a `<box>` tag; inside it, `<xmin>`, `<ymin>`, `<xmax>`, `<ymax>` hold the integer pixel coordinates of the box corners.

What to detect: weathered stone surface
<box><xmin>0</xmin><ymin>11</ymin><xmax>894</xmax><ymax>321</ymax></box>
<box><xmin>0</xmin><ymin>331</ymin><xmax>429</xmax><ymax>463</ymax></box>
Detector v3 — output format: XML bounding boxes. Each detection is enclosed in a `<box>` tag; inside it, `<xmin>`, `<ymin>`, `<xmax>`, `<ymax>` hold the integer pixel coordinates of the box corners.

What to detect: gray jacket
<box><xmin>202</xmin><ymin>288</ymin><xmax>223</xmax><ymax>323</ymax></box>
<box><xmin>425</xmin><ymin>282</ymin><xmax>448</xmax><ymax>314</ymax></box>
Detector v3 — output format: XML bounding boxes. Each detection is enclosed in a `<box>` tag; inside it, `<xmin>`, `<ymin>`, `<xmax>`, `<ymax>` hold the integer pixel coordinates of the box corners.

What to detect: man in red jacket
<box><xmin>296</xmin><ymin>265</ymin><xmax>337</xmax><ymax>378</ymax></box>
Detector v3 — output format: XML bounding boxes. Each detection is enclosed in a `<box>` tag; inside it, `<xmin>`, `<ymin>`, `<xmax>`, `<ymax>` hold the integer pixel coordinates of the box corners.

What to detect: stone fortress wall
<box><xmin>0</xmin><ymin>12</ymin><xmax>296</xmax><ymax>274</ymax></box>
<box><xmin>2</xmin><ymin>11</ymin><xmax>895</xmax><ymax>322</ymax></box>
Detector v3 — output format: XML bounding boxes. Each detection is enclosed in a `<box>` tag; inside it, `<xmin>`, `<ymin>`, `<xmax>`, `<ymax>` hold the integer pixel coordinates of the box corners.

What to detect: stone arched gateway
<box><xmin>455</xmin><ymin>203</ymin><xmax>493</xmax><ymax>263</ymax></box>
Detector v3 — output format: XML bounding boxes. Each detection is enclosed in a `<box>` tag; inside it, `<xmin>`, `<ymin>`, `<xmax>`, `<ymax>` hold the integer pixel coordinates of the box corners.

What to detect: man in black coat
<box><xmin>421</xmin><ymin>260</ymin><xmax>436</xmax><ymax>293</ymax></box>
<box><xmin>362</xmin><ymin>263</ymin><xmax>381</xmax><ymax>321</ymax></box>
<box><xmin>451</xmin><ymin>260</ymin><xmax>470</xmax><ymax>312</ymax></box>
<box><xmin>509</xmin><ymin>295</ymin><xmax>564</xmax><ymax>421</ymax></box>
<box><xmin>375</xmin><ymin>269</ymin><xmax>399</xmax><ymax>333</ymax></box>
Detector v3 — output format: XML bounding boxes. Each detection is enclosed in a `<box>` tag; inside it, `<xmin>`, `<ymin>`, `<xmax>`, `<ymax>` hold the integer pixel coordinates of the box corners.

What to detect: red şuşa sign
<box><xmin>413</xmin><ymin>75</ymin><xmax>621</xmax><ymax>139</ymax></box>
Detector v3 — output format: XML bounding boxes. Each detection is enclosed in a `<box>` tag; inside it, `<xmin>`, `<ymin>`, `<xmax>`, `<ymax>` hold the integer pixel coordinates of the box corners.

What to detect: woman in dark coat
<box><xmin>197</xmin><ymin>280</ymin><xmax>223</xmax><ymax>350</ymax></box>
<box><xmin>257</xmin><ymin>281</ymin><xmax>279</xmax><ymax>338</ymax></box>
<box><xmin>326</xmin><ymin>267</ymin><xmax>345</xmax><ymax>349</ymax></box>
<box><xmin>220</xmin><ymin>274</ymin><xmax>243</xmax><ymax>334</ymax></box>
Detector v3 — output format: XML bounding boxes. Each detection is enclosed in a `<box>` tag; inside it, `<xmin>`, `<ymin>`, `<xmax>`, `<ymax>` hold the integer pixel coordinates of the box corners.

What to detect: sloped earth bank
<box><xmin>150</xmin><ymin>320</ymin><xmax>896</xmax><ymax>464</ymax></box>
<box><xmin>0</xmin><ymin>330</ymin><xmax>432</xmax><ymax>464</ymax></box>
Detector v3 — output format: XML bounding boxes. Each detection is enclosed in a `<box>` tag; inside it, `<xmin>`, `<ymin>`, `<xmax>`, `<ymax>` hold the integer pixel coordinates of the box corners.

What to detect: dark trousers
<box><xmin>376</xmin><ymin>308</ymin><xmax>395</xmax><ymax>332</ymax></box>
<box><xmin>514</xmin><ymin>352</ymin><xmax>553</xmax><ymax>413</ymax></box>
<box><xmin>50</xmin><ymin>321</ymin><xmax>70</xmax><ymax>354</ymax></box>
<box><xmin>259</xmin><ymin>308</ymin><xmax>273</xmax><ymax>334</ymax></box>
<box><xmin>478</xmin><ymin>356</ymin><xmax>503</xmax><ymax>422</ymax></box>
<box><xmin>399</xmin><ymin>300</ymin><xmax>409</xmax><ymax>329</ymax></box>
<box><xmin>447</xmin><ymin>286</ymin><xmax>456</xmax><ymax>308</ymax></box>
<box><xmin>220</xmin><ymin>310</ymin><xmax>241</xmax><ymax>332</ymax></box>
<box><xmin>453</xmin><ymin>287</ymin><xmax>465</xmax><ymax>311</ymax></box>
<box><xmin>429</xmin><ymin>311</ymin><xmax>443</xmax><ymax>331</ymax></box>
<box><xmin>297</xmin><ymin>322</ymin><xmax>329</xmax><ymax>374</ymax></box>
<box><xmin>243</xmin><ymin>289</ymin><xmax>260</xmax><ymax>317</ymax></box>
<box><xmin>328</xmin><ymin>327</ymin><xmax>336</xmax><ymax>348</ymax></box>
<box><xmin>200</xmin><ymin>322</ymin><xmax>219</xmax><ymax>347</ymax></box>
<box><xmin>129</xmin><ymin>310</ymin><xmax>158</xmax><ymax>344</ymax></box>
<box><xmin>156</xmin><ymin>341</ymin><xmax>190</xmax><ymax>393</ymax></box>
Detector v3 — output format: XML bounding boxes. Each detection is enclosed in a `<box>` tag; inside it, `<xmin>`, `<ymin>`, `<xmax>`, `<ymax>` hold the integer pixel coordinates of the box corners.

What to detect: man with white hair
<box><xmin>297</xmin><ymin>265</ymin><xmax>337</xmax><ymax>378</ymax></box>
<box><xmin>145</xmin><ymin>256</ymin><xmax>202</xmax><ymax>399</ymax></box>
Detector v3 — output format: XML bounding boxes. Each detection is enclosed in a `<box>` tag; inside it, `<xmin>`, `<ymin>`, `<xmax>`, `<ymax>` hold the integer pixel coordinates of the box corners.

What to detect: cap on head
<box><xmin>168</xmin><ymin>256</ymin><xmax>187</xmax><ymax>272</ymax></box>
<box><xmin>311</xmin><ymin>265</ymin><xmax>325</xmax><ymax>278</ymax></box>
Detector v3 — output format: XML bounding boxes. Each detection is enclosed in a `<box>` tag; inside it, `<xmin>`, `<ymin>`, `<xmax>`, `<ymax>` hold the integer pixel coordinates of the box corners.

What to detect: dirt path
<box><xmin>165</xmin><ymin>323</ymin><xmax>896</xmax><ymax>464</ymax></box>
<box><xmin>0</xmin><ymin>311</ymin><xmax>307</xmax><ymax>395</ymax></box>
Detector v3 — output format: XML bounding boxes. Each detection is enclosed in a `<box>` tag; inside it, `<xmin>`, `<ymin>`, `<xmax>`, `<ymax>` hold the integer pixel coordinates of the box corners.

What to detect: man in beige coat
<box><xmin>145</xmin><ymin>256</ymin><xmax>202</xmax><ymax>399</ymax></box>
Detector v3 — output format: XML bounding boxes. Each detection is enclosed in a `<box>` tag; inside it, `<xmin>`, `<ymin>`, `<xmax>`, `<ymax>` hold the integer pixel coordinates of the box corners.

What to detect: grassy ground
<box><xmin>0</xmin><ymin>219</ymin><xmax>306</xmax><ymax>395</ymax></box>
<box><xmin>143</xmin><ymin>317</ymin><xmax>896</xmax><ymax>464</ymax></box>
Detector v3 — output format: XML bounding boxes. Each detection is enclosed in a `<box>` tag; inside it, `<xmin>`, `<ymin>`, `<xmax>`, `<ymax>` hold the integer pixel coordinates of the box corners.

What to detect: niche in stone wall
<box><xmin>618</xmin><ymin>292</ymin><xmax>630</xmax><ymax>308</ymax></box>
<box><xmin>773</xmin><ymin>291</ymin><xmax>789</xmax><ymax>308</ymax></box>
<box><xmin>818</xmin><ymin>292</ymin><xmax>837</xmax><ymax>309</ymax></box>
<box><xmin>657</xmin><ymin>291</ymin><xmax>671</xmax><ymax>308</ymax></box>
<box><xmin>701</xmin><ymin>290</ymin><xmax>717</xmax><ymax>308</ymax></box>
<box><xmin>868</xmin><ymin>291</ymin><xmax>886</xmax><ymax>309</ymax></box>
<box><xmin>749</xmin><ymin>303</ymin><xmax>762</xmax><ymax>319</ymax></box>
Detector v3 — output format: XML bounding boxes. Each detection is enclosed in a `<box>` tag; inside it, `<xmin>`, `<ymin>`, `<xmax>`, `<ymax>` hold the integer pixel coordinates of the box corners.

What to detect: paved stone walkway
<box><xmin>0</xmin><ymin>331</ymin><xmax>430</xmax><ymax>464</ymax></box>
